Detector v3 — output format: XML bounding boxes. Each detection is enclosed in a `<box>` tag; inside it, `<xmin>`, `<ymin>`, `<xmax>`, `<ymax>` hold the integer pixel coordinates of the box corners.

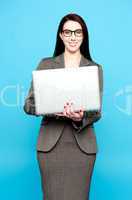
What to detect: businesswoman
<box><xmin>23</xmin><ymin>13</ymin><xmax>103</xmax><ymax>200</ymax></box>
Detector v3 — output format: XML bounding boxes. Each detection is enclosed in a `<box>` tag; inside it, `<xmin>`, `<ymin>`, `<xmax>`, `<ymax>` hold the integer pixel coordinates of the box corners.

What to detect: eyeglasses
<box><xmin>62</xmin><ymin>29</ymin><xmax>83</xmax><ymax>37</ymax></box>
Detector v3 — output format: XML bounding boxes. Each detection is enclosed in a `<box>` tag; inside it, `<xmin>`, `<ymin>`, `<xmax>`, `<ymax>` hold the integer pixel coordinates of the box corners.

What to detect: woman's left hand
<box><xmin>55</xmin><ymin>101</ymin><xmax>84</xmax><ymax>121</ymax></box>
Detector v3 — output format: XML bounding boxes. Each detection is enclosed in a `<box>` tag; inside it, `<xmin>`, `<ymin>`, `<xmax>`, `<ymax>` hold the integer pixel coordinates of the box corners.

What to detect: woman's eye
<box><xmin>76</xmin><ymin>30</ymin><xmax>82</xmax><ymax>34</ymax></box>
<box><xmin>64</xmin><ymin>30</ymin><xmax>70</xmax><ymax>34</ymax></box>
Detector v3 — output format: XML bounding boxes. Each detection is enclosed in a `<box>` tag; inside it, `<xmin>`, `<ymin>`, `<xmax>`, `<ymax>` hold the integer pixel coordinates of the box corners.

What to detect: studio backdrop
<box><xmin>0</xmin><ymin>0</ymin><xmax>132</xmax><ymax>200</ymax></box>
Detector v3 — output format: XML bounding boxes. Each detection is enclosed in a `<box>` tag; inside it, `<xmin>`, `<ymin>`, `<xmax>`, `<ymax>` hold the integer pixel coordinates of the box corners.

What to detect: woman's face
<box><xmin>59</xmin><ymin>20</ymin><xmax>83</xmax><ymax>53</ymax></box>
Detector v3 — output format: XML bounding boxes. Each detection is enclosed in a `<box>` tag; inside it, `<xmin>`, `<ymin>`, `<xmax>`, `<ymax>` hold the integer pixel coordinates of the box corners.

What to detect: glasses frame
<box><xmin>62</xmin><ymin>29</ymin><xmax>83</xmax><ymax>37</ymax></box>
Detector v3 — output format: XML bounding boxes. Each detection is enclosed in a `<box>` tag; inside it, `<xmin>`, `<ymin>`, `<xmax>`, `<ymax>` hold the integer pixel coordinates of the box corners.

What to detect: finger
<box><xmin>55</xmin><ymin>113</ymin><xmax>64</xmax><ymax>116</ymax></box>
<box><xmin>65</xmin><ymin>102</ymin><xmax>70</xmax><ymax>116</ymax></box>
<box><xmin>71</xmin><ymin>108</ymin><xmax>84</xmax><ymax>120</ymax></box>
<box><xmin>55</xmin><ymin>111</ymin><xmax>65</xmax><ymax>116</ymax></box>
<box><xmin>63</xmin><ymin>103</ymin><xmax>67</xmax><ymax>116</ymax></box>
<box><xmin>70</xmin><ymin>102</ymin><xmax>74</xmax><ymax>114</ymax></box>
<box><xmin>70</xmin><ymin>102</ymin><xmax>81</xmax><ymax>118</ymax></box>
<box><xmin>68</xmin><ymin>101</ymin><xmax>75</xmax><ymax>118</ymax></box>
<box><xmin>63</xmin><ymin>102</ymin><xmax>70</xmax><ymax>117</ymax></box>
<box><xmin>72</xmin><ymin>111</ymin><xmax>83</xmax><ymax>120</ymax></box>
<box><xmin>56</xmin><ymin>112</ymin><xmax>63</xmax><ymax>114</ymax></box>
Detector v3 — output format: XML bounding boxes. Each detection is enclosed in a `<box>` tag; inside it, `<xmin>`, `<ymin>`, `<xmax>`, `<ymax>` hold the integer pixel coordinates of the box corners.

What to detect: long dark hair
<box><xmin>53</xmin><ymin>13</ymin><xmax>93</xmax><ymax>61</ymax></box>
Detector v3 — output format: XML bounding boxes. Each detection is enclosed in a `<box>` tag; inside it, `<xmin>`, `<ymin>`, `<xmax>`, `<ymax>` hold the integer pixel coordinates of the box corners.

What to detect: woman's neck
<box><xmin>64</xmin><ymin>50</ymin><xmax>82</xmax><ymax>68</ymax></box>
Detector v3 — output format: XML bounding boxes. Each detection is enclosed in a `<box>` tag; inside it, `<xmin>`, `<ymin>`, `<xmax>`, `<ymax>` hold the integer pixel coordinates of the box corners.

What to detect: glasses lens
<box><xmin>63</xmin><ymin>30</ymin><xmax>71</xmax><ymax>37</ymax></box>
<box><xmin>75</xmin><ymin>29</ymin><xmax>83</xmax><ymax>36</ymax></box>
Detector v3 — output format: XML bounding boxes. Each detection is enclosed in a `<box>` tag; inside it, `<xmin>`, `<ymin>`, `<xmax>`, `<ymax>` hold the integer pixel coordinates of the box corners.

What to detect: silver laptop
<box><xmin>32</xmin><ymin>66</ymin><xmax>101</xmax><ymax>115</ymax></box>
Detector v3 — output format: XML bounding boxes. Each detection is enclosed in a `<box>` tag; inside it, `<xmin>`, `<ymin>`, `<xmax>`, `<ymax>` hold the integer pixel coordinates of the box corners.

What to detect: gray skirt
<box><xmin>37</xmin><ymin>122</ymin><xmax>96</xmax><ymax>200</ymax></box>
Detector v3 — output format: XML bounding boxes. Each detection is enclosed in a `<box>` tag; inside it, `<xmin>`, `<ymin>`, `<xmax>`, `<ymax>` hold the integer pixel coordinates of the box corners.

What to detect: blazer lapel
<box><xmin>53</xmin><ymin>52</ymin><xmax>91</xmax><ymax>68</ymax></box>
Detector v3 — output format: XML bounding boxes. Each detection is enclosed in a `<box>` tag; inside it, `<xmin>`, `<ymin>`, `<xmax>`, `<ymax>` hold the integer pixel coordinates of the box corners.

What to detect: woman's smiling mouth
<box><xmin>69</xmin><ymin>43</ymin><xmax>77</xmax><ymax>47</ymax></box>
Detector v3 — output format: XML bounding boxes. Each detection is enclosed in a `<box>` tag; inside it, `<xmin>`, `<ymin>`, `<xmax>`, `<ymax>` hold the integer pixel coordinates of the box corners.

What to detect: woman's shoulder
<box><xmin>88</xmin><ymin>59</ymin><xmax>102</xmax><ymax>69</ymax></box>
<box><xmin>39</xmin><ymin>56</ymin><xmax>55</xmax><ymax>65</ymax></box>
<box><xmin>36</xmin><ymin>56</ymin><xmax>55</xmax><ymax>70</ymax></box>
<box><xmin>82</xmin><ymin>55</ymin><xmax>103</xmax><ymax>70</ymax></box>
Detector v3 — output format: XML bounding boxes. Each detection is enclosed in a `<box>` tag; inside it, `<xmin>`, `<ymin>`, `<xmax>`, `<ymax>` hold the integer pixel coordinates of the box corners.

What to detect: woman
<box><xmin>24</xmin><ymin>13</ymin><xmax>103</xmax><ymax>200</ymax></box>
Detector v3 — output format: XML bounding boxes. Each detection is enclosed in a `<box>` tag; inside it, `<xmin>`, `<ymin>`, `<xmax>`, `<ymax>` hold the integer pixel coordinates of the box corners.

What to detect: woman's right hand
<box><xmin>55</xmin><ymin>101</ymin><xmax>72</xmax><ymax>117</ymax></box>
<box><xmin>55</xmin><ymin>101</ymin><xmax>84</xmax><ymax>121</ymax></box>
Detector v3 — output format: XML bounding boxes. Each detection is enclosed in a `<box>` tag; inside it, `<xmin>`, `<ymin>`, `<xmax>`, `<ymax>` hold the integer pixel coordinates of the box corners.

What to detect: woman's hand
<box><xmin>55</xmin><ymin>101</ymin><xmax>84</xmax><ymax>121</ymax></box>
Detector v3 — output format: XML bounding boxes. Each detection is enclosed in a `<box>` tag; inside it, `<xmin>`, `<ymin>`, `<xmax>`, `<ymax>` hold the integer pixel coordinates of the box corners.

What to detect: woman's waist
<box><xmin>40</xmin><ymin>115</ymin><xmax>94</xmax><ymax>128</ymax></box>
<box><xmin>40</xmin><ymin>115</ymin><xmax>72</xmax><ymax>125</ymax></box>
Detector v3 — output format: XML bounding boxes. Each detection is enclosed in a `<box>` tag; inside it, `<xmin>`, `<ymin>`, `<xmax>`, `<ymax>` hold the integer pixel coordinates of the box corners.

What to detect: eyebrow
<box><xmin>63</xmin><ymin>28</ymin><xmax>82</xmax><ymax>31</ymax></box>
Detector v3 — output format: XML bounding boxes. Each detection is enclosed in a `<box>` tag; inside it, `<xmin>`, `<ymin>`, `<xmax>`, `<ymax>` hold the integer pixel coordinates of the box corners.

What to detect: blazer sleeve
<box><xmin>71</xmin><ymin>64</ymin><xmax>103</xmax><ymax>133</ymax></box>
<box><xmin>23</xmin><ymin>58</ymin><xmax>55</xmax><ymax>118</ymax></box>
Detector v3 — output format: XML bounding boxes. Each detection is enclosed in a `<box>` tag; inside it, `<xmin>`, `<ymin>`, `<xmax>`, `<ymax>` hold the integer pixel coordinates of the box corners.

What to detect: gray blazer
<box><xmin>23</xmin><ymin>53</ymin><xmax>103</xmax><ymax>154</ymax></box>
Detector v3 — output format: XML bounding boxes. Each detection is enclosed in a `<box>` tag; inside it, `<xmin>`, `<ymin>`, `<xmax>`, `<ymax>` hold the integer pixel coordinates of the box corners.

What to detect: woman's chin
<box><xmin>67</xmin><ymin>47</ymin><xmax>80</xmax><ymax>53</ymax></box>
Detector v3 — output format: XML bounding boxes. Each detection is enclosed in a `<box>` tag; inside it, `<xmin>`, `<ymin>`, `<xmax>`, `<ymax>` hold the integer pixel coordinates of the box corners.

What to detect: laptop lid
<box><xmin>32</xmin><ymin>65</ymin><xmax>101</xmax><ymax>115</ymax></box>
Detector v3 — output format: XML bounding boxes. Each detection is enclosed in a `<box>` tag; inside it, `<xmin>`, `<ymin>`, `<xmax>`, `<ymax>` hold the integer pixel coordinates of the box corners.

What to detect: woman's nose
<box><xmin>71</xmin><ymin>32</ymin><xmax>76</xmax><ymax>39</ymax></box>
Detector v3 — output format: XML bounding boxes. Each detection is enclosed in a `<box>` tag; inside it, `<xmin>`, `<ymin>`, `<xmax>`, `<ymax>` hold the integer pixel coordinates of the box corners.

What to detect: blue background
<box><xmin>0</xmin><ymin>0</ymin><xmax>132</xmax><ymax>199</ymax></box>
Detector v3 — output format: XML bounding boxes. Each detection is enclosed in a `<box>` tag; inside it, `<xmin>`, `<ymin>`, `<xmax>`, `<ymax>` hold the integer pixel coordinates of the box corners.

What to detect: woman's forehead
<box><xmin>63</xmin><ymin>20</ymin><xmax>82</xmax><ymax>30</ymax></box>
